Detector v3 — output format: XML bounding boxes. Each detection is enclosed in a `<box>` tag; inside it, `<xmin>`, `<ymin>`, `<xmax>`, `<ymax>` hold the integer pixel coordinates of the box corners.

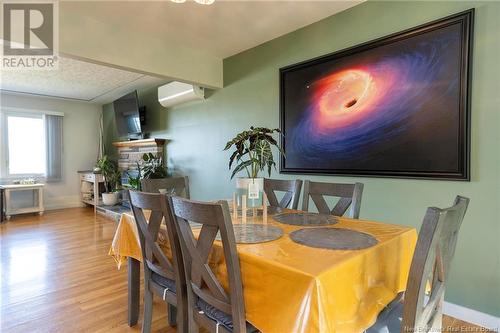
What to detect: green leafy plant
<box><xmin>122</xmin><ymin>154</ymin><xmax>167</xmax><ymax>190</ymax></box>
<box><xmin>123</xmin><ymin>162</ymin><xmax>142</xmax><ymax>190</ymax></box>
<box><xmin>95</xmin><ymin>155</ymin><xmax>121</xmax><ymax>193</ymax></box>
<box><xmin>224</xmin><ymin>126</ymin><xmax>284</xmax><ymax>179</ymax></box>
<box><xmin>141</xmin><ymin>153</ymin><xmax>168</xmax><ymax>179</ymax></box>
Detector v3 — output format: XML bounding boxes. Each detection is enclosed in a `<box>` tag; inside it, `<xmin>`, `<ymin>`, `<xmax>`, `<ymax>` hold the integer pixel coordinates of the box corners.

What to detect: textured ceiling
<box><xmin>1</xmin><ymin>1</ymin><xmax>363</xmax><ymax>102</ymax></box>
<box><xmin>62</xmin><ymin>1</ymin><xmax>362</xmax><ymax>58</ymax></box>
<box><xmin>0</xmin><ymin>56</ymin><xmax>165</xmax><ymax>103</ymax></box>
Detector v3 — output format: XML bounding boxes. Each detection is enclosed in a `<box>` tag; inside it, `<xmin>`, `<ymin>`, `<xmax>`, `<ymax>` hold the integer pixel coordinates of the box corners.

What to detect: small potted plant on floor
<box><xmin>224</xmin><ymin>126</ymin><xmax>283</xmax><ymax>207</ymax></box>
<box><xmin>95</xmin><ymin>155</ymin><xmax>122</xmax><ymax>206</ymax></box>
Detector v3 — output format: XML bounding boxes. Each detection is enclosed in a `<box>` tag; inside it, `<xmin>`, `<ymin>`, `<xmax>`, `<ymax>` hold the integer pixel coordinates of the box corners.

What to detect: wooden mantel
<box><xmin>112</xmin><ymin>138</ymin><xmax>166</xmax><ymax>148</ymax></box>
<box><xmin>113</xmin><ymin>138</ymin><xmax>167</xmax><ymax>170</ymax></box>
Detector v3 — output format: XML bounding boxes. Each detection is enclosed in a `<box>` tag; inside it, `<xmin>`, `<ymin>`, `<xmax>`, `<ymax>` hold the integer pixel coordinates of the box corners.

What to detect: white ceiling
<box><xmin>0</xmin><ymin>56</ymin><xmax>166</xmax><ymax>104</ymax></box>
<box><xmin>63</xmin><ymin>0</ymin><xmax>362</xmax><ymax>58</ymax></box>
<box><xmin>1</xmin><ymin>1</ymin><xmax>362</xmax><ymax>103</ymax></box>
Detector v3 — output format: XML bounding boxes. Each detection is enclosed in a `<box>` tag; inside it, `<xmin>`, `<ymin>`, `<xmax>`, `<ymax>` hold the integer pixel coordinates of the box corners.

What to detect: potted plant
<box><xmin>224</xmin><ymin>126</ymin><xmax>283</xmax><ymax>207</ymax></box>
<box><xmin>119</xmin><ymin>163</ymin><xmax>141</xmax><ymax>209</ymax></box>
<box><xmin>124</xmin><ymin>166</ymin><xmax>142</xmax><ymax>191</ymax></box>
<box><xmin>139</xmin><ymin>153</ymin><xmax>169</xmax><ymax>191</ymax></box>
<box><xmin>95</xmin><ymin>155</ymin><xmax>121</xmax><ymax>206</ymax></box>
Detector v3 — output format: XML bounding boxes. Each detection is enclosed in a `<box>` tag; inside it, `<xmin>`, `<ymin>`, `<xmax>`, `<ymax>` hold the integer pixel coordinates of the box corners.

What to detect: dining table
<box><xmin>109</xmin><ymin>207</ymin><xmax>417</xmax><ymax>333</ymax></box>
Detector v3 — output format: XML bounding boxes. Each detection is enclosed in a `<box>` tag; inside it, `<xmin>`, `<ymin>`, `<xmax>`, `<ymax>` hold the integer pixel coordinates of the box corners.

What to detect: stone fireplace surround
<box><xmin>113</xmin><ymin>138</ymin><xmax>167</xmax><ymax>171</ymax></box>
<box><xmin>96</xmin><ymin>138</ymin><xmax>166</xmax><ymax>221</ymax></box>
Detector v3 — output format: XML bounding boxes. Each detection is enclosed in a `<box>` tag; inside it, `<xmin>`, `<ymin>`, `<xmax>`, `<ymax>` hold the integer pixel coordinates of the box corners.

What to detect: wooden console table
<box><xmin>78</xmin><ymin>171</ymin><xmax>105</xmax><ymax>214</ymax></box>
<box><xmin>2</xmin><ymin>184</ymin><xmax>45</xmax><ymax>220</ymax></box>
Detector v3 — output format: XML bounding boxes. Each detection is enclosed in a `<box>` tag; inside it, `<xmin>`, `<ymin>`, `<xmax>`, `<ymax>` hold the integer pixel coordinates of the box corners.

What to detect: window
<box><xmin>0</xmin><ymin>109</ymin><xmax>63</xmax><ymax>181</ymax></box>
<box><xmin>7</xmin><ymin>115</ymin><xmax>46</xmax><ymax>175</ymax></box>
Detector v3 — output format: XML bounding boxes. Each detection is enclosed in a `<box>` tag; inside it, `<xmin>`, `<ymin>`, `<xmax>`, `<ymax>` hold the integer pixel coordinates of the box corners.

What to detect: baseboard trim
<box><xmin>45</xmin><ymin>196</ymin><xmax>84</xmax><ymax>211</ymax></box>
<box><xmin>444</xmin><ymin>301</ymin><xmax>500</xmax><ymax>330</ymax></box>
<box><xmin>45</xmin><ymin>202</ymin><xmax>84</xmax><ymax>210</ymax></box>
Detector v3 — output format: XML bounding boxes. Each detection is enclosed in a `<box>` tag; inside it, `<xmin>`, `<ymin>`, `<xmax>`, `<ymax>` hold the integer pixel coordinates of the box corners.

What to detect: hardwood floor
<box><xmin>0</xmin><ymin>208</ymin><xmax>488</xmax><ymax>332</ymax></box>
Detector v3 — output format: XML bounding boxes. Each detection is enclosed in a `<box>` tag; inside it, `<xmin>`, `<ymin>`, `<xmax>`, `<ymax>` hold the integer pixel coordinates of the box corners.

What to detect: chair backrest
<box><xmin>127</xmin><ymin>190</ymin><xmax>184</xmax><ymax>283</ymax></box>
<box><xmin>264</xmin><ymin>178</ymin><xmax>303</xmax><ymax>209</ymax></box>
<box><xmin>166</xmin><ymin>196</ymin><xmax>247</xmax><ymax>333</ymax></box>
<box><xmin>402</xmin><ymin>196</ymin><xmax>470</xmax><ymax>333</ymax></box>
<box><xmin>301</xmin><ymin>180</ymin><xmax>364</xmax><ymax>218</ymax></box>
<box><xmin>141</xmin><ymin>176</ymin><xmax>190</xmax><ymax>198</ymax></box>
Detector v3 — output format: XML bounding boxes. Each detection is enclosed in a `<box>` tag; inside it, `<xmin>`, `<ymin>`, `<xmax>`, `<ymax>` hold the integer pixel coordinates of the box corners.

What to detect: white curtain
<box><xmin>45</xmin><ymin>114</ymin><xmax>63</xmax><ymax>182</ymax></box>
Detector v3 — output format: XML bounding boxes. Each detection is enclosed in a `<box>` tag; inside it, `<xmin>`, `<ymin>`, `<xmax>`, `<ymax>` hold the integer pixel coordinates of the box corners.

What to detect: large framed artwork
<box><xmin>280</xmin><ymin>10</ymin><xmax>474</xmax><ymax>180</ymax></box>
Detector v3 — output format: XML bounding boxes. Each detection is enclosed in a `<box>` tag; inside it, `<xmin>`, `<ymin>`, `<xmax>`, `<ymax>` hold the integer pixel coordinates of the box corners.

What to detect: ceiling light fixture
<box><xmin>194</xmin><ymin>0</ymin><xmax>215</xmax><ymax>4</ymax></box>
<box><xmin>170</xmin><ymin>0</ymin><xmax>214</xmax><ymax>4</ymax></box>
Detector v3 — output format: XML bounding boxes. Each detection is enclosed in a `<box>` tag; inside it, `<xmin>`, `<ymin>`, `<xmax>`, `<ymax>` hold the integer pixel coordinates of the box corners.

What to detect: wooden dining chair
<box><xmin>141</xmin><ymin>176</ymin><xmax>190</xmax><ymax>198</ymax></box>
<box><xmin>366</xmin><ymin>196</ymin><xmax>470</xmax><ymax>333</ymax></box>
<box><xmin>263</xmin><ymin>178</ymin><xmax>302</xmax><ymax>209</ymax></box>
<box><xmin>302</xmin><ymin>180</ymin><xmax>364</xmax><ymax>218</ymax></box>
<box><xmin>165</xmin><ymin>196</ymin><xmax>258</xmax><ymax>333</ymax></box>
<box><xmin>127</xmin><ymin>190</ymin><xmax>188</xmax><ymax>333</ymax></box>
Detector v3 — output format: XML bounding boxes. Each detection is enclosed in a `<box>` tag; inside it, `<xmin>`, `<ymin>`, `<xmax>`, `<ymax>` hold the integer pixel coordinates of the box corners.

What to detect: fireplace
<box><xmin>96</xmin><ymin>138</ymin><xmax>167</xmax><ymax>220</ymax></box>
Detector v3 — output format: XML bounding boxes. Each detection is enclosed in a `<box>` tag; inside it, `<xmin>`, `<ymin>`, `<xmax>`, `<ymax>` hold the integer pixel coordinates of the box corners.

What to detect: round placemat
<box><xmin>216</xmin><ymin>224</ymin><xmax>284</xmax><ymax>244</ymax></box>
<box><xmin>289</xmin><ymin>228</ymin><xmax>378</xmax><ymax>250</ymax></box>
<box><xmin>266</xmin><ymin>206</ymin><xmax>284</xmax><ymax>215</ymax></box>
<box><xmin>273</xmin><ymin>212</ymin><xmax>338</xmax><ymax>226</ymax></box>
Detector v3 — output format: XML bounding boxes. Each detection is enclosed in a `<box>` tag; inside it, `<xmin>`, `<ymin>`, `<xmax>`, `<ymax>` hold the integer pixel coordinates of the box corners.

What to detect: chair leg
<box><xmin>142</xmin><ymin>288</ymin><xmax>154</xmax><ymax>333</ymax></box>
<box><xmin>167</xmin><ymin>304</ymin><xmax>177</xmax><ymax>327</ymax></box>
<box><xmin>188</xmin><ymin>310</ymin><xmax>199</xmax><ymax>333</ymax></box>
<box><xmin>429</xmin><ymin>296</ymin><xmax>444</xmax><ymax>333</ymax></box>
<box><xmin>175</xmin><ymin>301</ymin><xmax>188</xmax><ymax>333</ymax></box>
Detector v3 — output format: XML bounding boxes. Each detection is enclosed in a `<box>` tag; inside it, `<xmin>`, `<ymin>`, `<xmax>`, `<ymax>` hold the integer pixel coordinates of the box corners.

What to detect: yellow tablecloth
<box><xmin>110</xmin><ymin>212</ymin><xmax>417</xmax><ymax>333</ymax></box>
<box><xmin>109</xmin><ymin>211</ymin><xmax>142</xmax><ymax>268</ymax></box>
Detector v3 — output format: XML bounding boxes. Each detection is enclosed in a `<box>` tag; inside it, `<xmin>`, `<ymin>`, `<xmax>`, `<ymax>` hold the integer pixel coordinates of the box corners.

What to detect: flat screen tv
<box><xmin>114</xmin><ymin>91</ymin><xmax>142</xmax><ymax>138</ymax></box>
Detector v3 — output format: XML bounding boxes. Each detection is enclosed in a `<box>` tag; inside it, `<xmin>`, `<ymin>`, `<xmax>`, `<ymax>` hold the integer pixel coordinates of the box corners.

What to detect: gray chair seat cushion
<box><xmin>365</xmin><ymin>293</ymin><xmax>404</xmax><ymax>333</ymax></box>
<box><xmin>196</xmin><ymin>298</ymin><xmax>259</xmax><ymax>333</ymax></box>
<box><xmin>151</xmin><ymin>272</ymin><xmax>177</xmax><ymax>293</ymax></box>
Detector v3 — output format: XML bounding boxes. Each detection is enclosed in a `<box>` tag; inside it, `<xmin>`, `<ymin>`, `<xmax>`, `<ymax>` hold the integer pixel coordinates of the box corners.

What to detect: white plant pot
<box><xmin>236</xmin><ymin>177</ymin><xmax>264</xmax><ymax>208</ymax></box>
<box><xmin>102</xmin><ymin>192</ymin><xmax>119</xmax><ymax>206</ymax></box>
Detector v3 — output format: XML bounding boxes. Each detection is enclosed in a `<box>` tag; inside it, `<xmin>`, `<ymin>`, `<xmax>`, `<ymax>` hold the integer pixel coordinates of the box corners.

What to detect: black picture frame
<box><xmin>279</xmin><ymin>9</ymin><xmax>474</xmax><ymax>181</ymax></box>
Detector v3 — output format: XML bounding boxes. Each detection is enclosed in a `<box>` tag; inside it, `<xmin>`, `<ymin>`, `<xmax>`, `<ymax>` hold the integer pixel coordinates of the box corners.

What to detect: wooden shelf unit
<box><xmin>112</xmin><ymin>138</ymin><xmax>167</xmax><ymax>171</ymax></box>
<box><xmin>78</xmin><ymin>171</ymin><xmax>105</xmax><ymax>214</ymax></box>
<box><xmin>112</xmin><ymin>138</ymin><xmax>166</xmax><ymax>148</ymax></box>
<box><xmin>1</xmin><ymin>184</ymin><xmax>45</xmax><ymax>220</ymax></box>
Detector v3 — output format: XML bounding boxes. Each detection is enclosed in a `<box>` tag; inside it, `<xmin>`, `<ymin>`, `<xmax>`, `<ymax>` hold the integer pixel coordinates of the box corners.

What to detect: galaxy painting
<box><xmin>280</xmin><ymin>10</ymin><xmax>473</xmax><ymax>180</ymax></box>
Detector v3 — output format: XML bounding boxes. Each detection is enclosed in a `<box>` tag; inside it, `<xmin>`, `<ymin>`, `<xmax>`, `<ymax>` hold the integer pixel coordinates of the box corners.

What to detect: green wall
<box><xmin>103</xmin><ymin>1</ymin><xmax>500</xmax><ymax>316</ymax></box>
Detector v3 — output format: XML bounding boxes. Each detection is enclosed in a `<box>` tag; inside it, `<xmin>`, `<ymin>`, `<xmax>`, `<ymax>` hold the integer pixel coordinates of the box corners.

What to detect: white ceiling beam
<box><xmin>59</xmin><ymin>2</ymin><xmax>224</xmax><ymax>89</ymax></box>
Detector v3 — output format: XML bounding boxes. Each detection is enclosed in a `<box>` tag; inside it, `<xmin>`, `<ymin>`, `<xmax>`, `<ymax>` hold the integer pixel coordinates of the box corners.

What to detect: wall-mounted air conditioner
<box><xmin>158</xmin><ymin>81</ymin><xmax>205</xmax><ymax>108</ymax></box>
